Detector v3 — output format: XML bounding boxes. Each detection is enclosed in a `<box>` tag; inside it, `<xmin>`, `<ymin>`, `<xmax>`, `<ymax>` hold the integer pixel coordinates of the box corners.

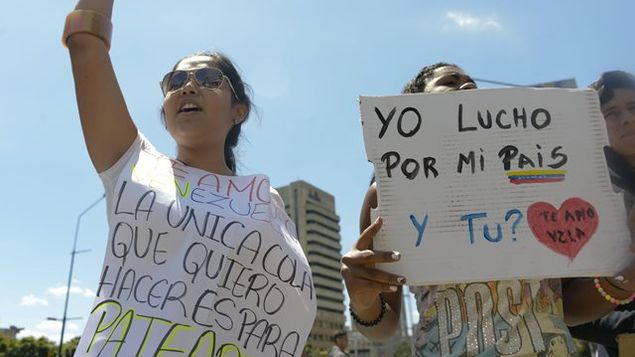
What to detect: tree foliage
<box><xmin>0</xmin><ymin>334</ymin><xmax>56</xmax><ymax>357</ymax></box>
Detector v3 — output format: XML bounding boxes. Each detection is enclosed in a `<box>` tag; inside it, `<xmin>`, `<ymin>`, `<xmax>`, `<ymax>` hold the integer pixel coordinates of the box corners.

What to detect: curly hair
<box><xmin>401</xmin><ymin>62</ymin><xmax>460</xmax><ymax>94</ymax></box>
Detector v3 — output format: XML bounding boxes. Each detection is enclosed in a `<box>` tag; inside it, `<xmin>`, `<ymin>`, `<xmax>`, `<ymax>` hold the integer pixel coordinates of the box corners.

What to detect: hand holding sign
<box><xmin>341</xmin><ymin>217</ymin><xmax>405</xmax><ymax>313</ymax></box>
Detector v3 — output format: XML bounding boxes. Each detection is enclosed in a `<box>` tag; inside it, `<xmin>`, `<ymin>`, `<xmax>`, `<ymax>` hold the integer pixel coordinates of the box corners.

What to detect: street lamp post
<box><xmin>45</xmin><ymin>316</ymin><xmax>82</xmax><ymax>356</ymax></box>
<box><xmin>56</xmin><ymin>193</ymin><xmax>105</xmax><ymax>356</ymax></box>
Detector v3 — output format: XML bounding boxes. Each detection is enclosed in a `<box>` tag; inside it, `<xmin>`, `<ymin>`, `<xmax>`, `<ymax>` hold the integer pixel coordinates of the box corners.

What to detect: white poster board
<box><xmin>360</xmin><ymin>88</ymin><xmax>632</xmax><ymax>286</ymax></box>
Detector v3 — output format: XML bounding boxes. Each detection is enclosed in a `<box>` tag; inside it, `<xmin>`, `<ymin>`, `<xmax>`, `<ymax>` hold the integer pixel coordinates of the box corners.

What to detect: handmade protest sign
<box><xmin>360</xmin><ymin>88</ymin><xmax>632</xmax><ymax>286</ymax></box>
<box><xmin>75</xmin><ymin>135</ymin><xmax>316</xmax><ymax>356</ymax></box>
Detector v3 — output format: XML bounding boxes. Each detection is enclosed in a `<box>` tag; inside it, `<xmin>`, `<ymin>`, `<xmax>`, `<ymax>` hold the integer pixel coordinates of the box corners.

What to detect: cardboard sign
<box><xmin>360</xmin><ymin>88</ymin><xmax>632</xmax><ymax>285</ymax></box>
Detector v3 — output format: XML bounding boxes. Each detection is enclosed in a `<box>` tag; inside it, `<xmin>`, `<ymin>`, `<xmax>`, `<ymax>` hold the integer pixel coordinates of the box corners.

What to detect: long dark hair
<box><xmin>162</xmin><ymin>51</ymin><xmax>253</xmax><ymax>174</ymax></box>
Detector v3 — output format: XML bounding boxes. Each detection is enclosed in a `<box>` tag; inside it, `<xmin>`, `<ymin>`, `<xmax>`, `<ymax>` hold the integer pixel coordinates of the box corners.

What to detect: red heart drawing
<box><xmin>527</xmin><ymin>197</ymin><xmax>599</xmax><ymax>260</ymax></box>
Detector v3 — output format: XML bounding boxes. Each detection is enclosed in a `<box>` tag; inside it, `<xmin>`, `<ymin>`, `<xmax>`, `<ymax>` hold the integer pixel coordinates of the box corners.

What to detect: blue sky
<box><xmin>1</xmin><ymin>0</ymin><xmax>634</xmax><ymax>343</ymax></box>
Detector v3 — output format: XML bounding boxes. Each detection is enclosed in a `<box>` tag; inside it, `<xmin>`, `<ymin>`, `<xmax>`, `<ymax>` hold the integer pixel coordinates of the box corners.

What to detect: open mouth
<box><xmin>178</xmin><ymin>103</ymin><xmax>202</xmax><ymax>113</ymax></box>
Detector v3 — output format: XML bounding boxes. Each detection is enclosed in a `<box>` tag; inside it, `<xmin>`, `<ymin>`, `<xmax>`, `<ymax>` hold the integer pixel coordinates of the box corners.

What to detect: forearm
<box><xmin>563</xmin><ymin>277</ymin><xmax>634</xmax><ymax>326</ymax></box>
<box><xmin>64</xmin><ymin>0</ymin><xmax>136</xmax><ymax>172</ymax></box>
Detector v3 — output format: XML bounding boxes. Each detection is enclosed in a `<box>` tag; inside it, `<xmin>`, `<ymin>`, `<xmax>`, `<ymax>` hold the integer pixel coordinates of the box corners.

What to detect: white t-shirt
<box><xmin>75</xmin><ymin>133</ymin><xmax>317</xmax><ymax>356</ymax></box>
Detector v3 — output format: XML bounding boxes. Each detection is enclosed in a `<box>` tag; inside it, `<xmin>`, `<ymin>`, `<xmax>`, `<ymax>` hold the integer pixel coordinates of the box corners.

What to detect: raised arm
<box><xmin>66</xmin><ymin>0</ymin><xmax>137</xmax><ymax>172</ymax></box>
<box><xmin>340</xmin><ymin>183</ymin><xmax>405</xmax><ymax>341</ymax></box>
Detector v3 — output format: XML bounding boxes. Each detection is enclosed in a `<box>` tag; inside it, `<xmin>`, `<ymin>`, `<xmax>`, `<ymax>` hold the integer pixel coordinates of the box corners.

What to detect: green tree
<box><xmin>6</xmin><ymin>336</ymin><xmax>55</xmax><ymax>357</ymax></box>
<box><xmin>393</xmin><ymin>339</ymin><xmax>412</xmax><ymax>357</ymax></box>
<box><xmin>301</xmin><ymin>344</ymin><xmax>328</xmax><ymax>357</ymax></box>
<box><xmin>62</xmin><ymin>337</ymin><xmax>80</xmax><ymax>357</ymax></box>
<box><xmin>0</xmin><ymin>334</ymin><xmax>18</xmax><ymax>357</ymax></box>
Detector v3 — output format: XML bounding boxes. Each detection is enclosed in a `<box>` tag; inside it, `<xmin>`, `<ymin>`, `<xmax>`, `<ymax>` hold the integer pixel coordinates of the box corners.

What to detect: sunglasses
<box><xmin>160</xmin><ymin>67</ymin><xmax>237</xmax><ymax>98</ymax></box>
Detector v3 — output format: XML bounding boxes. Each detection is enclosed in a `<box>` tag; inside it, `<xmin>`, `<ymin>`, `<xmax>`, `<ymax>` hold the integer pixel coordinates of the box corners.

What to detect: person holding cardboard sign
<box><xmin>342</xmin><ymin>63</ymin><xmax>635</xmax><ymax>356</ymax></box>
<box><xmin>63</xmin><ymin>0</ymin><xmax>317</xmax><ymax>355</ymax></box>
<box><xmin>568</xmin><ymin>70</ymin><xmax>635</xmax><ymax>357</ymax></box>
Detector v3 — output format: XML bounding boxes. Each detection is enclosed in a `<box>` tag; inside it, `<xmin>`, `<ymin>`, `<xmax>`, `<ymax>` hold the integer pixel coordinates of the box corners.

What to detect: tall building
<box><xmin>277</xmin><ymin>180</ymin><xmax>345</xmax><ymax>351</ymax></box>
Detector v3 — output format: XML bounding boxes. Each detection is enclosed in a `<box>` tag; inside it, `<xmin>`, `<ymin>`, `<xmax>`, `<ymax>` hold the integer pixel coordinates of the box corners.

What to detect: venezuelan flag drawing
<box><xmin>506</xmin><ymin>169</ymin><xmax>566</xmax><ymax>184</ymax></box>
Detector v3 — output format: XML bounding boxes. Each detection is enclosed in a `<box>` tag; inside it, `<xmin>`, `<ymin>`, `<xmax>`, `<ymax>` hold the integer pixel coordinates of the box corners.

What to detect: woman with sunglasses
<box><xmin>63</xmin><ymin>1</ymin><xmax>316</xmax><ymax>356</ymax></box>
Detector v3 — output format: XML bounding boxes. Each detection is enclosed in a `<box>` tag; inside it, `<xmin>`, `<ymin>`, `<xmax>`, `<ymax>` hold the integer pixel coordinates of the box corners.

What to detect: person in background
<box><xmin>328</xmin><ymin>331</ymin><xmax>349</xmax><ymax>357</ymax></box>
<box><xmin>569</xmin><ymin>70</ymin><xmax>635</xmax><ymax>357</ymax></box>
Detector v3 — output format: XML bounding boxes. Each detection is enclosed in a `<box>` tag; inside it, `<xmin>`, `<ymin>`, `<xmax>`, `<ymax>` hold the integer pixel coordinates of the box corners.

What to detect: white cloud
<box><xmin>18</xmin><ymin>327</ymin><xmax>80</xmax><ymax>344</ymax></box>
<box><xmin>34</xmin><ymin>320</ymin><xmax>80</xmax><ymax>333</ymax></box>
<box><xmin>48</xmin><ymin>285</ymin><xmax>95</xmax><ymax>298</ymax></box>
<box><xmin>19</xmin><ymin>294</ymin><xmax>49</xmax><ymax>307</ymax></box>
<box><xmin>17</xmin><ymin>328</ymin><xmax>50</xmax><ymax>340</ymax></box>
<box><xmin>35</xmin><ymin>320</ymin><xmax>62</xmax><ymax>333</ymax></box>
<box><xmin>17</xmin><ymin>320</ymin><xmax>80</xmax><ymax>343</ymax></box>
<box><xmin>445</xmin><ymin>11</ymin><xmax>501</xmax><ymax>31</ymax></box>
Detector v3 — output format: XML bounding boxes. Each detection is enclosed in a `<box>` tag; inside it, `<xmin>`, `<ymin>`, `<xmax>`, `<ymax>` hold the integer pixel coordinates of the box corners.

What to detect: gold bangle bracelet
<box><xmin>62</xmin><ymin>10</ymin><xmax>112</xmax><ymax>50</ymax></box>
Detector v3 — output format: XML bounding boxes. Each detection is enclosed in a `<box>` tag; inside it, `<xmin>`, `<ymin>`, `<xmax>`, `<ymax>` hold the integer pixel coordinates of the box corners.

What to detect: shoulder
<box><xmin>137</xmin><ymin>132</ymin><xmax>160</xmax><ymax>155</ymax></box>
<box><xmin>364</xmin><ymin>182</ymin><xmax>378</xmax><ymax>209</ymax></box>
<box><xmin>98</xmin><ymin>131</ymin><xmax>160</xmax><ymax>179</ymax></box>
<box><xmin>269</xmin><ymin>186</ymin><xmax>286</xmax><ymax>208</ymax></box>
<box><xmin>111</xmin><ymin>131</ymin><xmax>162</xmax><ymax>164</ymax></box>
<box><xmin>359</xmin><ymin>182</ymin><xmax>378</xmax><ymax>232</ymax></box>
